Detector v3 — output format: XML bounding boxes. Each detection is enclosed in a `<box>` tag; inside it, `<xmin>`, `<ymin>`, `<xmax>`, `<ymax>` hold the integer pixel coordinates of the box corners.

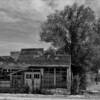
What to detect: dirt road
<box><xmin>0</xmin><ymin>94</ymin><xmax>100</xmax><ymax>100</ymax></box>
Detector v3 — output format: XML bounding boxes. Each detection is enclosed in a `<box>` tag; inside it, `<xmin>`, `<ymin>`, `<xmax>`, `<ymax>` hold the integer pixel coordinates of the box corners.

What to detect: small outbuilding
<box><xmin>0</xmin><ymin>48</ymin><xmax>71</xmax><ymax>94</ymax></box>
<box><xmin>10</xmin><ymin>48</ymin><xmax>71</xmax><ymax>94</ymax></box>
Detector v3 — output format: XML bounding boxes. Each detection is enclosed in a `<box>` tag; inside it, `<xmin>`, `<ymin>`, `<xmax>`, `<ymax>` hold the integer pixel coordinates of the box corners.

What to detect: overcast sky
<box><xmin>0</xmin><ymin>0</ymin><xmax>100</xmax><ymax>55</ymax></box>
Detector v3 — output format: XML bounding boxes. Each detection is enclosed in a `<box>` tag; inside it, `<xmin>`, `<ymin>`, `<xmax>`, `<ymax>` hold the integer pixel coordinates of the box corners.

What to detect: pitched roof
<box><xmin>18</xmin><ymin>54</ymin><xmax>71</xmax><ymax>66</ymax></box>
<box><xmin>17</xmin><ymin>48</ymin><xmax>71</xmax><ymax>66</ymax></box>
<box><xmin>0</xmin><ymin>47</ymin><xmax>71</xmax><ymax>70</ymax></box>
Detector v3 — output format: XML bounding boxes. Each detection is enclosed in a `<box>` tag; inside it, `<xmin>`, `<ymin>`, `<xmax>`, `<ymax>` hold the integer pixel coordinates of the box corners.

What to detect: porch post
<box><xmin>41</xmin><ymin>68</ymin><xmax>44</xmax><ymax>89</ymax></box>
<box><xmin>54</xmin><ymin>68</ymin><xmax>56</xmax><ymax>88</ymax></box>
<box><xmin>10</xmin><ymin>74</ymin><xmax>12</xmax><ymax>87</ymax></box>
<box><xmin>67</xmin><ymin>66</ymin><xmax>71</xmax><ymax>94</ymax></box>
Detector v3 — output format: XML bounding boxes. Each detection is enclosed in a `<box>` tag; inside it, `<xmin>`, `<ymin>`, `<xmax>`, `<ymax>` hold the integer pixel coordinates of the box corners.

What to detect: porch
<box><xmin>10</xmin><ymin>65</ymin><xmax>71</xmax><ymax>94</ymax></box>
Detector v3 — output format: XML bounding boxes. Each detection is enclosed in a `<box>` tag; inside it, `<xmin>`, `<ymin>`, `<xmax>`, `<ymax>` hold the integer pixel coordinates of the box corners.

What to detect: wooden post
<box><xmin>67</xmin><ymin>66</ymin><xmax>71</xmax><ymax>94</ymax></box>
<box><xmin>10</xmin><ymin>74</ymin><xmax>12</xmax><ymax>87</ymax></box>
<box><xmin>41</xmin><ymin>68</ymin><xmax>44</xmax><ymax>76</ymax></box>
<box><xmin>40</xmin><ymin>68</ymin><xmax>44</xmax><ymax>89</ymax></box>
<box><xmin>54</xmin><ymin>68</ymin><xmax>56</xmax><ymax>88</ymax></box>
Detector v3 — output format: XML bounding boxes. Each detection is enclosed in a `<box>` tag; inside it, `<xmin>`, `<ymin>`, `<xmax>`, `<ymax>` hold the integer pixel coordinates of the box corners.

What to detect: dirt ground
<box><xmin>0</xmin><ymin>94</ymin><xmax>100</xmax><ymax>100</ymax></box>
<box><xmin>1</xmin><ymin>83</ymin><xmax>100</xmax><ymax>100</ymax></box>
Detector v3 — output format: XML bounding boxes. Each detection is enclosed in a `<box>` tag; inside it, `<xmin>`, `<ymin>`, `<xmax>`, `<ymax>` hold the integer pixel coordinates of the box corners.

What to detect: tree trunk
<box><xmin>79</xmin><ymin>73</ymin><xmax>87</xmax><ymax>93</ymax></box>
<box><xmin>71</xmin><ymin>65</ymin><xmax>87</xmax><ymax>94</ymax></box>
<box><xmin>71</xmin><ymin>74</ymin><xmax>80</xmax><ymax>94</ymax></box>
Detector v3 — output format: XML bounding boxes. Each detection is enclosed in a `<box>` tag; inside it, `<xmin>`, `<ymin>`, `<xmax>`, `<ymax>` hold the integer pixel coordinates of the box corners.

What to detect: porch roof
<box><xmin>0</xmin><ymin>62</ymin><xmax>70</xmax><ymax>70</ymax></box>
<box><xmin>0</xmin><ymin>55</ymin><xmax>71</xmax><ymax>69</ymax></box>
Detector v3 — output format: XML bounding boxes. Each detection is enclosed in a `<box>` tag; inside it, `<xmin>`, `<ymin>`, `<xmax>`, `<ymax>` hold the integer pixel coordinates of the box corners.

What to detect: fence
<box><xmin>0</xmin><ymin>81</ymin><xmax>10</xmax><ymax>87</ymax></box>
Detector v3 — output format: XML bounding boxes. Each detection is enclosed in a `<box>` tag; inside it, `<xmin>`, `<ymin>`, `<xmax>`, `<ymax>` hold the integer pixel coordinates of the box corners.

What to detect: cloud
<box><xmin>43</xmin><ymin>0</ymin><xmax>100</xmax><ymax>17</ymax></box>
<box><xmin>0</xmin><ymin>0</ymin><xmax>100</xmax><ymax>55</ymax></box>
<box><xmin>0</xmin><ymin>42</ymin><xmax>33</xmax><ymax>56</ymax></box>
<box><xmin>44</xmin><ymin>0</ymin><xmax>76</xmax><ymax>10</ymax></box>
<box><xmin>0</xmin><ymin>0</ymin><xmax>52</xmax><ymax>21</ymax></box>
<box><xmin>0</xmin><ymin>11</ymin><xmax>20</xmax><ymax>23</ymax></box>
<box><xmin>0</xmin><ymin>0</ymin><xmax>99</xmax><ymax>23</ymax></box>
<box><xmin>85</xmin><ymin>0</ymin><xmax>100</xmax><ymax>17</ymax></box>
<box><xmin>0</xmin><ymin>41</ymin><xmax>50</xmax><ymax>56</ymax></box>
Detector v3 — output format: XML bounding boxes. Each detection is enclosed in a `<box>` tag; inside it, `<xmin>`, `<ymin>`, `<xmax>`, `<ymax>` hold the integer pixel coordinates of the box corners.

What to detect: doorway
<box><xmin>25</xmin><ymin>72</ymin><xmax>41</xmax><ymax>92</ymax></box>
<box><xmin>33</xmin><ymin>72</ymin><xmax>41</xmax><ymax>91</ymax></box>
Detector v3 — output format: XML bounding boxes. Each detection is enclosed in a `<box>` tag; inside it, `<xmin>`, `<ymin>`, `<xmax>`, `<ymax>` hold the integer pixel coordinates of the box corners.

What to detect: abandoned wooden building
<box><xmin>0</xmin><ymin>48</ymin><xmax>71</xmax><ymax>94</ymax></box>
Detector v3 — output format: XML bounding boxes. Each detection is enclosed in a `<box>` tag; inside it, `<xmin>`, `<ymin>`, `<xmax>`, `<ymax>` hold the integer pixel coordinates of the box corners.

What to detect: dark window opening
<box><xmin>26</xmin><ymin>74</ymin><xmax>32</xmax><ymax>79</ymax></box>
<box><xmin>56</xmin><ymin>68</ymin><xmax>61</xmax><ymax>73</ymax></box>
<box><xmin>34</xmin><ymin>74</ymin><xmax>40</xmax><ymax>79</ymax></box>
<box><xmin>62</xmin><ymin>71</ymin><xmax>67</xmax><ymax>81</ymax></box>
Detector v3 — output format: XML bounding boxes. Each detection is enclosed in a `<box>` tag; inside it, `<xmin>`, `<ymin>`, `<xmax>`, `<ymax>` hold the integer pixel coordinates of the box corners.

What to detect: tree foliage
<box><xmin>40</xmin><ymin>3</ymin><xmax>100</xmax><ymax>94</ymax></box>
<box><xmin>40</xmin><ymin>4</ymin><xmax>97</xmax><ymax>74</ymax></box>
<box><xmin>90</xmin><ymin>19</ymin><xmax>100</xmax><ymax>72</ymax></box>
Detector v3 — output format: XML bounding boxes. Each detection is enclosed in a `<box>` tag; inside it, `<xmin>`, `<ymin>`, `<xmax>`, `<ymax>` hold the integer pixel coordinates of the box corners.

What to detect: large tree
<box><xmin>90</xmin><ymin>19</ymin><xmax>100</xmax><ymax>73</ymax></box>
<box><xmin>40</xmin><ymin>4</ymin><xmax>97</xmax><ymax>93</ymax></box>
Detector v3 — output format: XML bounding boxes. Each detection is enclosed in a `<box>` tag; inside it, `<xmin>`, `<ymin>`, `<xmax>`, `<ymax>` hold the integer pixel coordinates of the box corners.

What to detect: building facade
<box><xmin>0</xmin><ymin>48</ymin><xmax>71</xmax><ymax>94</ymax></box>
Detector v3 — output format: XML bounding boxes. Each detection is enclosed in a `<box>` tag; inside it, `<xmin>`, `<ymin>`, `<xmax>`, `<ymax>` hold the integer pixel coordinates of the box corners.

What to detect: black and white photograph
<box><xmin>0</xmin><ymin>0</ymin><xmax>100</xmax><ymax>100</ymax></box>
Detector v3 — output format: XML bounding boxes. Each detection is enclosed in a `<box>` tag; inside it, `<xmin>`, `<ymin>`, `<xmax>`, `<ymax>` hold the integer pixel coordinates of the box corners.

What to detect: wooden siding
<box><xmin>11</xmin><ymin>74</ymin><xmax>24</xmax><ymax>88</ymax></box>
<box><xmin>0</xmin><ymin>81</ymin><xmax>10</xmax><ymax>87</ymax></box>
<box><xmin>41</xmin><ymin>68</ymin><xmax>67</xmax><ymax>89</ymax></box>
<box><xmin>42</xmin><ymin>73</ymin><xmax>54</xmax><ymax>88</ymax></box>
